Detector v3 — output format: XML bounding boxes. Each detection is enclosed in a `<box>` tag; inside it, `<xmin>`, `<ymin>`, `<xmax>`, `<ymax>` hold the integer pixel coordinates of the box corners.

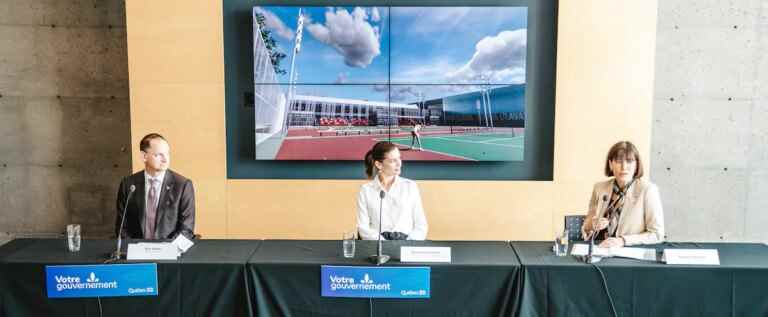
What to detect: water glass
<box><xmin>67</xmin><ymin>224</ymin><xmax>81</xmax><ymax>252</ymax></box>
<box><xmin>342</xmin><ymin>231</ymin><xmax>356</xmax><ymax>258</ymax></box>
<box><xmin>554</xmin><ymin>229</ymin><xmax>569</xmax><ymax>256</ymax></box>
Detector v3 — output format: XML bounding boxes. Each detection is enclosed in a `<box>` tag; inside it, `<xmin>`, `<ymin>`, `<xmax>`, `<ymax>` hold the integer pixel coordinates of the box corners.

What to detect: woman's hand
<box><xmin>599</xmin><ymin>237</ymin><xmax>625</xmax><ymax>248</ymax></box>
<box><xmin>583</xmin><ymin>217</ymin><xmax>610</xmax><ymax>240</ymax></box>
<box><xmin>594</xmin><ymin>217</ymin><xmax>609</xmax><ymax>231</ymax></box>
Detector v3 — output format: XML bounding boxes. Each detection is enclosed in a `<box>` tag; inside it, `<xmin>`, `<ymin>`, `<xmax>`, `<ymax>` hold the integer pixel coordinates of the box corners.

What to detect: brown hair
<box><xmin>364</xmin><ymin>141</ymin><xmax>398</xmax><ymax>179</ymax></box>
<box><xmin>139</xmin><ymin>133</ymin><xmax>167</xmax><ymax>152</ymax></box>
<box><xmin>604</xmin><ymin>141</ymin><xmax>644</xmax><ymax>178</ymax></box>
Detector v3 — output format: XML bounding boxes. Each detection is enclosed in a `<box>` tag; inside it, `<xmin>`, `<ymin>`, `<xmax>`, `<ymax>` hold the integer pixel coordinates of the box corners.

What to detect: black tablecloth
<box><xmin>6</xmin><ymin>239</ymin><xmax>767</xmax><ymax>316</ymax></box>
<box><xmin>248</xmin><ymin>240</ymin><xmax>522</xmax><ymax>317</ymax></box>
<box><xmin>512</xmin><ymin>241</ymin><xmax>768</xmax><ymax>317</ymax></box>
<box><xmin>0</xmin><ymin>239</ymin><xmax>260</xmax><ymax>317</ymax></box>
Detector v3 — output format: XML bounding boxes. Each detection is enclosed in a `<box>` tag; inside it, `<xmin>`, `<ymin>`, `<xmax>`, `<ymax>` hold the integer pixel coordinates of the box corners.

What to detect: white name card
<box><xmin>664</xmin><ymin>249</ymin><xmax>720</xmax><ymax>265</ymax></box>
<box><xmin>171</xmin><ymin>234</ymin><xmax>194</xmax><ymax>254</ymax></box>
<box><xmin>127</xmin><ymin>242</ymin><xmax>180</xmax><ymax>260</ymax></box>
<box><xmin>400</xmin><ymin>246</ymin><xmax>451</xmax><ymax>263</ymax></box>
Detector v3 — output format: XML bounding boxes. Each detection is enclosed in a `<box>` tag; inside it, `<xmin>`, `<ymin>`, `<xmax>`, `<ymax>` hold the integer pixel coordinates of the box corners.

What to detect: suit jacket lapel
<box><xmin>596</xmin><ymin>180</ymin><xmax>612</xmax><ymax>218</ymax></box>
<box><xmin>155</xmin><ymin>170</ymin><xmax>175</xmax><ymax>236</ymax></box>
<box><xmin>133</xmin><ymin>171</ymin><xmax>147</xmax><ymax>238</ymax></box>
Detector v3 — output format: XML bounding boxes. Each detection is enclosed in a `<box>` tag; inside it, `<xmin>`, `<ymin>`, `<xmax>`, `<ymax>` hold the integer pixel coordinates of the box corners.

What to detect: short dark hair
<box><xmin>604</xmin><ymin>141</ymin><xmax>644</xmax><ymax>178</ymax></box>
<box><xmin>139</xmin><ymin>133</ymin><xmax>167</xmax><ymax>152</ymax></box>
<box><xmin>364</xmin><ymin>141</ymin><xmax>398</xmax><ymax>178</ymax></box>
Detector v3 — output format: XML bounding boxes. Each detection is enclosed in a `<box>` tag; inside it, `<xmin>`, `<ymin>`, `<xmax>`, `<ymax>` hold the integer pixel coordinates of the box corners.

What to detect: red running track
<box><xmin>275</xmin><ymin>134</ymin><xmax>469</xmax><ymax>161</ymax></box>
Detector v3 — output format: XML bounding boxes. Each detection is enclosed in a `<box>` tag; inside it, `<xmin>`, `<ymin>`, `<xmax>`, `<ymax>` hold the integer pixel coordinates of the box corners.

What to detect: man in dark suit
<box><xmin>115</xmin><ymin>133</ymin><xmax>195</xmax><ymax>239</ymax></box>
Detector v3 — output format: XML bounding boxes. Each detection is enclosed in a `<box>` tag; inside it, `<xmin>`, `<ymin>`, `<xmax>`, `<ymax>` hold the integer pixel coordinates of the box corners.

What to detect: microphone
<box><xmin>586</xmin><ymin>195</ymin><xmax>609</xmax><ymax>264</ymax></box>
<box><xmin>110</xmin><ymin>184</ymin><xmax>136</xmax><ymax>261</ymax></box>
<box><xmin>369</xmin><ymin>190</ymin><xmax>390</xmax><ymax>265</ymax></box>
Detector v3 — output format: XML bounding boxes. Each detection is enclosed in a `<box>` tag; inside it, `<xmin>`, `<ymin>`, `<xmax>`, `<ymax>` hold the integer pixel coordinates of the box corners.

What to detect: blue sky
<box><xmin>254</xmin><ymin>6</ymin><xmax>527</xmax><ymax>103</ymax></box>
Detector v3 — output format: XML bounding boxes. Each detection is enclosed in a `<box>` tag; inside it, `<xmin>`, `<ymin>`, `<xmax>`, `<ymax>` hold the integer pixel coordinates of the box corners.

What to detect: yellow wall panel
<box><xmin>227</xmin><ymin>180</ymin><xmax>364</xmax><ymax>239</ymax></box>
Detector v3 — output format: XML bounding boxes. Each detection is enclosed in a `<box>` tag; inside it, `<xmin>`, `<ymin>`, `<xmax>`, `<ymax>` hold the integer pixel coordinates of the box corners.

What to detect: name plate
<box><xmin>664</xmin><ymin>249</ymin><xmax>720</xmax><ymax>265</ymax></box>
<box><xmin>400</xmin><ymin>246</ymin><xmax>451</xmax><ymax>263</ymax></box>
<box><xmin>321</xmin><ymin>265</ymin><xmax>430</xmax><ymax>298</ymax></box>
<box><xmin>127</xmin><ymin>242</ymin><xmax>179</xmax><ymax>260</ymax></box>
<box><xmin>46</xmin><ymin>263</ymin><xmax>158</xmax><ymax>298</ymax></box>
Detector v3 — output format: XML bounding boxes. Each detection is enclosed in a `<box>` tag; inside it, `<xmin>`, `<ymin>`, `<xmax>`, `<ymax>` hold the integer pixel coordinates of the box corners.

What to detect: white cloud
<box><xmin>335</xmin><ymin>72</ymin><xmax>348</xmax><ymax>84</ymax></box>
<box><xmin>390</xmin><ymin>86</ymin><xmax>421</xmax><ymax>102</ymax></box>
<box><xmin>371</xmin><ymin>7</ymin><xmax>381</xmax><ymax>22</ymax></box>
<box><xmin>450</xmin><ymin>29</ymin><xmax>527</xmax><ymax>83</ymax></box>
<box><xmin>306</xmin><ymin>7</ymin><xmax>381</xmax><ymax>68</ymax></box>
<box><xmin>254</xmin><ymin>7</ymin><xmax>294</xmax><ymax>40</ymax></box>
<box><xmin>392</xmin><ymin>58</ymin><xmax>461</xmax><ymax>83</ymax></box>
<box><xmin>373</xmin><ymin>84</ymin><xmax>388</xmax><ymax>92</ymax></box>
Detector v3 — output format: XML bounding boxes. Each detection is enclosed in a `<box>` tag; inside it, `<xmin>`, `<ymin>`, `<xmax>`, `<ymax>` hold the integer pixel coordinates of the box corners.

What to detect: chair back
<box><xmin>564</xmin><ymin>215</ymin><xmax>586</xmax><ymax>241</ymax></box>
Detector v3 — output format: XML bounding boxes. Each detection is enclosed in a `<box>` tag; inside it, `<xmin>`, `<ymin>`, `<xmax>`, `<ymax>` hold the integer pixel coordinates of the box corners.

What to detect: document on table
<box><xmin>571</xmin><ymin>244</ymin><xmax>657</xmax><ymax>261</ymax></box>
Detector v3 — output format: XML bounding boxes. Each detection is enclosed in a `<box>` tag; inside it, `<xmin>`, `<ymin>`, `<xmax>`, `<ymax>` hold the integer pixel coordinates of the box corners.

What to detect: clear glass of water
<box><xmin>67</xmin><ymin>224</ymin><xmax>81</xmax><ymax>252</ymax></box>
<box><xmin>342</xmin><ymin>231</ymin><xmax>356</xmax><ymax>258</ymax></box>
<box><xmin>554</xmin><ymin>229</ymin><xmax>569</xmax><ymax>256</ymax></box>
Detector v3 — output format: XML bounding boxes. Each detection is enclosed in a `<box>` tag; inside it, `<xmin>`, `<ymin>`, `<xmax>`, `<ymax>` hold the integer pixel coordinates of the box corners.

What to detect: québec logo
<box><xmin>360</xmin><ymin>274</ymin><xmax>373</xmax><ymax>284</ymax></box>
<box><xmin>86</xmin><ymin>272</ymin><xmax>99</xmax><ymax>283</ymax></box>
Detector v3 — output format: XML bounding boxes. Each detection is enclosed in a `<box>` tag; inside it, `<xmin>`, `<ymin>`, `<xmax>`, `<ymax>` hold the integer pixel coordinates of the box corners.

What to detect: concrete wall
<box><xmin>0</xmin><ymin>0</ymin><xmax>131</xmax><ymax>243</ymax></box>
<box><xmin>652</xmin><ymin>0</ymin><xmax>768</xmax><ymax>242</ymax></box>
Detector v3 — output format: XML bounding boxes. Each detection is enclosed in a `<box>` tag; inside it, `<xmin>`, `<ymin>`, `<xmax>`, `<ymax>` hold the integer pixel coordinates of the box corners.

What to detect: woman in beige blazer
<box><xmin>582</xmin><ymin>141</ymin><xmax>664</xmax><ymax>247</ymax></box>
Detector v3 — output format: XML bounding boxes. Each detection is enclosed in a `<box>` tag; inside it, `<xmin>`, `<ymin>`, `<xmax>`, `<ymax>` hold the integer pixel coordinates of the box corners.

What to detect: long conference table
<box><xmin>1</xmin><ymin>239</ymin><xmax>768</xmax><ymax>317</ymax></box>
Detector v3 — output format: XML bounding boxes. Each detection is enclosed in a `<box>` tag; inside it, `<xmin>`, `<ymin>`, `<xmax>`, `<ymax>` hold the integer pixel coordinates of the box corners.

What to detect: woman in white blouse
<box><xmin>357</xmin><ymin>141</ymin><xmax>428</xmax><ymax>240</ymax></box>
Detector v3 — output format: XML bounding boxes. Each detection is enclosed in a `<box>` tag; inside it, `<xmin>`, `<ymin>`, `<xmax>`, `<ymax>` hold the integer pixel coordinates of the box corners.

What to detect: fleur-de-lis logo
<box><xmin>86</xmin><ymin>272</ymin><xmax>99</xmax><ymax>283</ymax></box>
<box><xmin>361</xmin><ymin>274</ymin><xmax>373</xmax><ymax>284</ymax></box>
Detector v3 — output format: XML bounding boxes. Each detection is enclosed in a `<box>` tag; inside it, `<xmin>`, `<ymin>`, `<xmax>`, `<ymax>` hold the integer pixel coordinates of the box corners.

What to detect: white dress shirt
<box><xmin>144</xmin><ymin>170</ymin><xmax>166</xmax><ymax>211</ymax></box>
<box><xmin>357</xmin><ymin>176</ymin><xmax>428</xmax><ymax>240</ymax></box>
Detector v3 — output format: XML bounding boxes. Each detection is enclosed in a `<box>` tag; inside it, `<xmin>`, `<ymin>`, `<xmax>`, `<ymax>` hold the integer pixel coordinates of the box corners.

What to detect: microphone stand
<box><xmin>583</xmin><ymin>195</ymin><xmax>609</xmax><ymax>264</ymax></box>
<box><xmin>369</xmin><ymin>190</ymin><xmax>390</xmax><ymax>265</ymax></box>
<box><xmin>107</xmin><ymin>185</ymin><xmax>135</xmax><ymax>262</ymax></box>
<box><xmin>585</xmin><ymin>230</ymin><xmax>602</xmax><ymax>264</ymax></box>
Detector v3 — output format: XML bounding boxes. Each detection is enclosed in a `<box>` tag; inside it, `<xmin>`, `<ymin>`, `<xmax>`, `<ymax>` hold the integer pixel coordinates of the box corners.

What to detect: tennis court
<box><xmin>387</xmin><ymin>128</ymin><xmax>524</xmax><ymax>161</ymax></box>
<box><xmin>275</xmin><ymin>126</ymin><xmax>524</xmax><ymax>161</ymax></box>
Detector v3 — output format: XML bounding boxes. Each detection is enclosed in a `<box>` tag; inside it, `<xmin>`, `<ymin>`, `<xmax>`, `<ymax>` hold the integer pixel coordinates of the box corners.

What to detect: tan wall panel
<box><xmin>227</xmin><ymin>180</ymin><xmax>555</xmax><ymax>240</ymax></box>
<box><xmin>127</xmin><ymin>0</ymin><xmax>659</xmax><ymax>240</ymax></box>
<box><xmin>554</xmin><ymin>0</ymin><xmax>658</xmax><ymax>184</ymax></box>
<box><xmin>227</xmin><ymin>180</ymin><xmax>364</xmax><ymax>239</ymax></box>
<box><xmin>126</xmin><ymin>1</ymin><xmax>223</xmax><ymax>84</ymax></box>
<box><xmin>127</xmin><ymin>0</ymin><xmax>227</xmax><ymax>238</ymax></box>
<box><xmin>421</xmin><ymin>181</ymin><xmax>554</xmax><ymax>240</ymax></box>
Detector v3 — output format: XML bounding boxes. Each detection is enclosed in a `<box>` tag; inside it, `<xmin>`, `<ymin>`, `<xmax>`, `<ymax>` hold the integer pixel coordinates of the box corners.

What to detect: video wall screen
<box><xmin>253</xmin><ymin>6</ymin><xmax>528</xmax><ymax>161</ymax></box>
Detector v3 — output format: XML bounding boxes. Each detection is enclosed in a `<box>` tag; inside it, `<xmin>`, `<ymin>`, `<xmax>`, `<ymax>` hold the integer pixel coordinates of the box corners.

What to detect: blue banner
<box><xmin>46</xmin><ymin>263</ymin><xmax>158</xmax><ymax>298</ymax></box>
<box><xmin>321</xmin><ymin>265</ymin><xmax>430</xmax><ymax>298</ymax></box>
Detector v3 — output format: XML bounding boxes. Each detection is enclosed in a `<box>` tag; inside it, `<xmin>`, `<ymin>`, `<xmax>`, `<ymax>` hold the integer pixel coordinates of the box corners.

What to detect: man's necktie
<box><xmin>144</xmin><ymin>178</ymin><xmax>159</xmax><ymax>239</ymax></box>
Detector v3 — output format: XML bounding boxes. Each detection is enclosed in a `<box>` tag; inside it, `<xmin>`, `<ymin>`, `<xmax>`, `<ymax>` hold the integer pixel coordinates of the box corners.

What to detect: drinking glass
<box><xmin>67</xmin><ymin>224</ymin><xmax>81</xmax><ymax>252</ymax></box>
<box><xmin>342</xmin><ymin>231</ymin><xmax>356</xmax><ymax>258</ymax></box>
